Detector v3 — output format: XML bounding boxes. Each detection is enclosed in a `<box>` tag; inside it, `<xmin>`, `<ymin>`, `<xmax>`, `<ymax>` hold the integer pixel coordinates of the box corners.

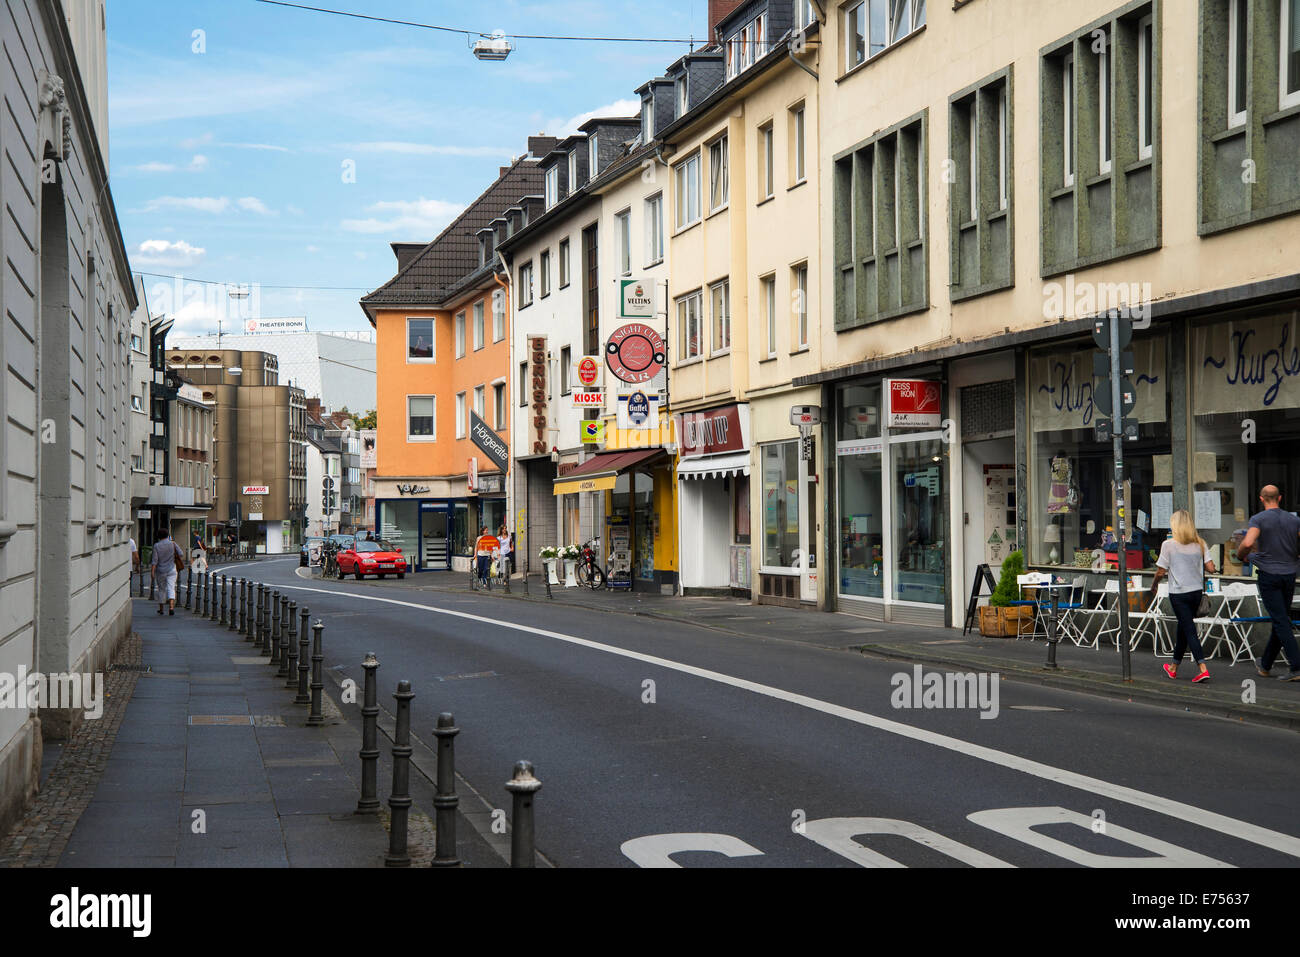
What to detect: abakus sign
<box><xmin>618</xmin><ymin>279</ymin><xmax>656</xmax><ymax>320</ymax></box>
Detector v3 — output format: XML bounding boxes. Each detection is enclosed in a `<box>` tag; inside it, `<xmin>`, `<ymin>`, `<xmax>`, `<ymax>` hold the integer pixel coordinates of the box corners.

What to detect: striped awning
<box><xmin>676</xmin><ymin>451</ymin><xmax>751</xmax><ymax>480</ymax></box>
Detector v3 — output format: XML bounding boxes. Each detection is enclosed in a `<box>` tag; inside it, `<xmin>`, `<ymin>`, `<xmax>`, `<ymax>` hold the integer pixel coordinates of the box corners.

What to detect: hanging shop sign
<box><xmin>580</xmin><ymin>420</ymin><xmax>606</xmax><ymax>444</ymax></box>
<box><xmin>571</xmin><ymin>390</ymin><xmax>603</xmax><ymax>407</ymax></box>
<box><xmin>477</xmin><ymin>473</ymin><xmax>504</xmax><ymax>494</ymax></box>
<box><xmin>676</xmin><ymin>404</ymin><xmax>750</xmax><ymax>458</ymax></box>
<box><xmin>606</xmin><ymin>323</ymin><xmax>665</xmax><ymax>384</ymax></box>
<box><xmin>469</xmin><ymin>410</ymin><xmax>509</xmax><ymax>471</ymax></box>
<box><xmin>467</xmin><ymin>456</ymin><xmax>478</xmax><ymax>492</ymax></box>
<box><xmin>618</xmin><ymin>279</ymin><xmax>656</xmax><ymax>320</ymax></box>
<box><xmin>574</xmin><ymin>355</ymin><xmax>603</xmax><ymax>389</ymax></box>
<box><xmin>617</xmin><ymin>390</ymin><xmax>661</xmax><ymax>431</ymax></box>
<box><xmin>528</xmin><ymin>336</ymin><xmax>549</xmax><ymax>455</ymax></box>
<box><xmin>885</xmin><ymin>379</ymin><xmax>943</xmax><ymax>428</ymax></box>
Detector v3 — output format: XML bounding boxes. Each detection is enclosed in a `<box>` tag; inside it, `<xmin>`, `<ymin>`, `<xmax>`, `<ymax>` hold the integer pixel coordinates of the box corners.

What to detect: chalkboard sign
<box><xmin>962</xmin><ymin>563</ymin><xmax>998</xmax><ymax>635</ymax></box>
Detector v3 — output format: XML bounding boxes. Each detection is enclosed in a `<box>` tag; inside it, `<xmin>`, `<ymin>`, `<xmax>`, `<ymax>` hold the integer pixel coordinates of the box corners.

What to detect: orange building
<box><xmin>361</xmin><ymin>139</ymin><xmax>555</xmax><ymax>571</ymax></box>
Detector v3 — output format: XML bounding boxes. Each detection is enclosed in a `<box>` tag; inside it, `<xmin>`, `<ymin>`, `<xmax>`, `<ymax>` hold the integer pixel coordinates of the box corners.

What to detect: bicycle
<box><xmin>575</xmin><ymin>539</ymin><xmax>607</xmax><ymax>590</ymax></box>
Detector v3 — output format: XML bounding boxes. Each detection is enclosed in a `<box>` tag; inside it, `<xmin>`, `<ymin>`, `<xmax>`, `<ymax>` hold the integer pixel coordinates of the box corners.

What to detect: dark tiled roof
<box><xmin>361</xmin><ymin>140</ymin><xmax>557</xmax><ymax>313</ymax></box>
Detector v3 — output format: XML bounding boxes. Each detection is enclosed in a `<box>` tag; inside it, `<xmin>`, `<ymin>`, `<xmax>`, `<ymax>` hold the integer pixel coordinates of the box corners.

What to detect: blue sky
<box><xmin>107</xmin><ymin>0</ymin><xmax>706</xmax><ymax>334</ymax></box>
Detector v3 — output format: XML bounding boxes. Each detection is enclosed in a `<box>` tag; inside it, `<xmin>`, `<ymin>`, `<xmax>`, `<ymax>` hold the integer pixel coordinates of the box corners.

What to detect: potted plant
<box><xmin>560</xmin><ymin>543</ymin><xmax>581</xmax><ymax>587</ymax></box>
<box><xmin>539</xmin><ymin>545</ymin><xmax>560</xmax><ymax>585</ymax></box>
<box><xmin>981</xmin><ymin>549</ymin><xmax>1031</xmax><ymax>637</ymax></box>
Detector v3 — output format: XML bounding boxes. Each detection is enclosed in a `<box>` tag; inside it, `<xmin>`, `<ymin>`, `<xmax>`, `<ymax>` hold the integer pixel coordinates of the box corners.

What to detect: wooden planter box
<box><xmin>979</xmin><ymin>605</ymin><xmax>1035</xmax><ymax>637</ymax></box>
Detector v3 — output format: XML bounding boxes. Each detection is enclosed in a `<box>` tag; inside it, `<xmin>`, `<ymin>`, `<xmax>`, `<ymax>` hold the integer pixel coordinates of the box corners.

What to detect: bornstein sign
<box><xmin>618</xmin><ymin>279</ymin><xmax>656</xmax><ymax>320</ymax></box>
<box><xmin>885</xmin><ymin>379</ymin><xmax>942</xmax><ymax>428</ymax></box>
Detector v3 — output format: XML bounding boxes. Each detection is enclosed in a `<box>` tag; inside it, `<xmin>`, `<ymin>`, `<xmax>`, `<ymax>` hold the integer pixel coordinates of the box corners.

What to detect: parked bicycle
<box><xmin>575</xmin><ymin>538</ymin><xmax>606</xmax><ymax>590</ymax></box>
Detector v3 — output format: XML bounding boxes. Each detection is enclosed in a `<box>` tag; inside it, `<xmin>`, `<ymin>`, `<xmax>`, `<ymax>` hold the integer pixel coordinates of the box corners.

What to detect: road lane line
<box><xmin>252</xmin><ymin>579</ymin><xmax>1300</xmax><ymax>860</ymax></box>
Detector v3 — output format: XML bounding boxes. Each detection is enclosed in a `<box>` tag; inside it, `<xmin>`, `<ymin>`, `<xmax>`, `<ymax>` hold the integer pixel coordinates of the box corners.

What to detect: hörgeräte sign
<box><xmin>468</xmin><ymin>411</ymin><xmax>509</xmax><ymax>472</ymax></box>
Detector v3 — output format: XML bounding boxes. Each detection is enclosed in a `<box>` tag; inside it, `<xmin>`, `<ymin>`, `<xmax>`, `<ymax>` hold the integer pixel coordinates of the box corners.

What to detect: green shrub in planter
<box><xmin>989</xmin><ymin>549</ymin><xmax>1026</xmax><ymax>608</ymax></box>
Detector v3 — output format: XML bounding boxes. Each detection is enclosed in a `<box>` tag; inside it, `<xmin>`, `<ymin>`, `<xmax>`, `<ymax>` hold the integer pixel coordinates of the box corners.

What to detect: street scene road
<box><xmin>230</xmin><ymin>558</ymin><xmax>1300</xmax><ymax>868</ymax></box>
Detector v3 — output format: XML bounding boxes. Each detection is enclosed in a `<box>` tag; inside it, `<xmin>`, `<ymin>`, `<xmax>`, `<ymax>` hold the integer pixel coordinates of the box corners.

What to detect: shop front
<box><xmin>676</xmin><ymin>404</ymin><xmax>752</xmax><ymax>597</ymax></box>
<box><xmin>374</xmin><ymin>480</ymin><xmax>471</xmax><ymax>572</ymax></box>
<box><xmin>834</xmin><ymin>376</ymin><xmax>951</xmax><ymax>625</ymax></box>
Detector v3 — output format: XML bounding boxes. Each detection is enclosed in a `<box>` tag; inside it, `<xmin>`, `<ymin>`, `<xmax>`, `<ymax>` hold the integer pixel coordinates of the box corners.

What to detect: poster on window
<box><xmin>1030</xmin><ymin>338</ymin><xmax>1166</xmax><ymax>432</ymax></box>
<box><xmin>1191</xmin><ymin>310</ymin><xmax>1300</xmax><ymax>414</ymax></box>
<box><xmin>983</xmin><ymin>464</ymin><xmax>1017</xmax><ymax>566</ymax></box>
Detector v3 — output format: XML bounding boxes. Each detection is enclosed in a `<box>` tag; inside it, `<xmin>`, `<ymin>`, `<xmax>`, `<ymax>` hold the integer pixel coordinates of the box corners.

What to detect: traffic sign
<box><xmin>1093</xmin><ymin>377</ymin><xmax>1136</xmax><ymax>417</ymax></box>
<box><xmin>1092</xmin><ymin>316</ymin><xmax>1132</xmax><ymax>351</ymax></box>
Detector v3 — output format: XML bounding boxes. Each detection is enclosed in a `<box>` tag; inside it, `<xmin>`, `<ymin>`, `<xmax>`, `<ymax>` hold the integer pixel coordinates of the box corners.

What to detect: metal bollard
<box><xmin>431</xmin><ymin>713</ymin><xmax>461</xmax><ymax>867</ymax></box>
<box><xmin>244</xmin><ymin>581</ymin><xmax>254</xmax><ymax>641</ymax></box>
<box><xmin>193</xmin><ymin>571</ymin><xmax>200</xmax><ymax>615</ymax></box>
<box><xmin>261</xmin><ymin>588</ymin><xmax>274</xmax><ymax>656</ymax></box>
<box><xmin>269</xmin><ymin>591</ymin><xmax>282</xmax><ymax>667</ymax></box>
<box><xmin>384</xmin><ymin>680</ymin><xmax>414</xmax><ymax>866</ymax></box>
<box><xmin>255</xmin><ymin>584</ymin><xmax>265</xmax><ymax>648</ymax></box>
<box><xmin>210</xmin><ymin>573</ymin><xmax>219</xmax><ymax>621</ymax></box>
<box><xmin>307</xmin><ymin>621</ymin><xmax>324</xmax><ymax>726</ymax></box>
<box><xmin>229</xmin><ymin>578</ymin><xmax>239</xmax><ymax>632</ymax></box>
<box><xmin>356</xmin><ymin>653</ymin><xmax>380</xmax><ymax>814</ymax></box>
<box><xmin>505</xmin><ymin>761</ymin><xmax>542</xmax><ymax>868</ymax></box>
<box><xmin>295</xmin><ymin>607</ymin><xmax>311</xmax><ymax>704</ymax></box>
<box><xmin>284</xmin><ymin>601</ymin><xmax>299</xmax><ymax>688</ymax></box>
<box><xmin>220</xmin><ymin>575</ymin><xmax>228</xmax><ymax>626</ymax></box>
<box><xmin>185</xmin><ymin>567</ymin><xmax>193</xmax><ymax>610</ymax></box>
<box><xmin>277</xmin><ymin>596</ymin><xmax>291</xmax><ymax>677</ymax></box>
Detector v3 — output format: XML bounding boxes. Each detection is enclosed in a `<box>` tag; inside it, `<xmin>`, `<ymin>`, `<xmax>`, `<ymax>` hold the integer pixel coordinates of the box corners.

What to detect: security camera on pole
<box><xmin>1091</xmin><ymin>312</ymin><xmax>1137</xmax><ymax>682</ymax></box>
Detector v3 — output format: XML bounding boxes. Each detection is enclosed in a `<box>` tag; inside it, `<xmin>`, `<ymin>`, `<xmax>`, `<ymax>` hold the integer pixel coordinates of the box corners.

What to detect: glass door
<box><xmin>420</xmin><ymin>506</ymin><xmax>449</xmax><ymax>569</ymax></box>
<box><xmin>891</xmin><ymin>438</ymin><xmax>947</xmax><ymax>605</ymax></box>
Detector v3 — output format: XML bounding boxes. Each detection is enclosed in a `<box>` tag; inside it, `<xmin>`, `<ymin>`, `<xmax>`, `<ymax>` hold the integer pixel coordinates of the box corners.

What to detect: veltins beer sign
<box><xmin>885</xmin><ymin>379</ymin><xmax>942</xmax><ymax>427</ymax></box>
<box><xmin>618</xmin><ymin>278</ymin><xmax>655</xmax><ymax>320</ymax></box>
<box><xmin>606</xmin><ymin>323</ymin><xmax>665</xmax><ymax>384</ymax></box>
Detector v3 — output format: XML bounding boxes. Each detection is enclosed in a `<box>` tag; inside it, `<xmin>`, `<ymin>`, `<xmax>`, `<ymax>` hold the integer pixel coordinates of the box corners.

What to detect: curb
<box><xmin>859</xmin><ymin>641</ymin><xmax>1300</xmax><ymax>733</ymax></box>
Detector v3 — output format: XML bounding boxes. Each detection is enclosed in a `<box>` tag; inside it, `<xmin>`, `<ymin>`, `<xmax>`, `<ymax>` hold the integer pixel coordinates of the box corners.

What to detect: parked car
<box><xmin>300</xmin><ymin>536</ymin><xmax>326</xmax><ymax>567</ymax></box>
<box><xmin>336</xmin><ymin>539</ymin><xmax>407</xmax><ymax>580</ymax></box>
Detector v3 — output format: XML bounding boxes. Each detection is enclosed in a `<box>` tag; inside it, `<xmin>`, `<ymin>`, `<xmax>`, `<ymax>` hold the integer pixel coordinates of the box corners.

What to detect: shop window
<box><xmin>1028</xmin><ymin>335</ymin><xmax>1170</xmax><ymax>569</ymax></box>
<box><xmin>734</xmin><ymin>475</ymin><xmax>751</xmax><ymax>545</ymax></box>
<box><xmin>762</xmin><ymin>441</ymin><xmax>800</xmax><ymax>568</ymax></box>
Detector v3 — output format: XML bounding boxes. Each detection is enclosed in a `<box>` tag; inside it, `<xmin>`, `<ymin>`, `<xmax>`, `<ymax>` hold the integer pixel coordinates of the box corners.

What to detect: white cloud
<box><xmin>133</xmin><ymin>239</ymin><xmax>206</xmax><ymax>268</ymax></box>
<box><xmin>219</xmin><ymin>142</ymin><xmax>291</xmax><ymax>152</ymax></box>
<box><xmin>179</xmin><ymin>133</ymin><xmax>213</xmax><ymax>150</ymax></box>
<box><xmin>347</xmin><ymin>141</ymin><xmax>514</xmax><ymax>158</ymax></box>
<box><xmin>188</xmin><ymin>154</ymin><xmax>209</xmax><ymax>171</ymax></box>
<box><xmin>130</xmin><ymin>154</ymin><xmax>208</xmax><ymax>174</ymax></box>
<box><xmin>306</xmin><ymin>245</ymin><xmax>320</xmax><ymax>253</ymax></box>
<box><xmin>340</xmin><ymin>198</ymin><xmax>465</xmax><ymax>237</ymax></box>
<box><xmin>548</xmin><ymin>98</ymin><xmax>639</xmax><ymax>137</ymax></box>
<box><xmin>237</xmin><ymin>196</ymin><xmax>274</xmax><ymax>215</ymax></box>
<box><xmin>143</xmin><ymin>196</ymin><xmax>231</xmax><ymax>214</ymax></box>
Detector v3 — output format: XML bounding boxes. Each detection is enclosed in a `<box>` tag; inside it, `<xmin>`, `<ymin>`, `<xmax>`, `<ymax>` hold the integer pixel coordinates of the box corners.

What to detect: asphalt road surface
<box><xmin>234</xmin><ymin>558</ymin><xmax>1300</xmax><ymax>868</ymax></box>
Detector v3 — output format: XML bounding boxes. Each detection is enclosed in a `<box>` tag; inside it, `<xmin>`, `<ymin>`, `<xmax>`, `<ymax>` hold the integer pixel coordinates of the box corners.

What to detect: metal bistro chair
<box><xmin>1054</xmin><ymin>575</ymin><xmax>1091</xmax><ymax>645</ymax></box>
<box><xmin>1192</xmin><ymin>579</ymin><xmax>1234</xmax><ymax>661</ymax></box>
<box><xmin>1075</xmin><ymin>579</ymin><xmax>1121</xmax><ymax>650</ymax></box>
<box><xmin>1130</xmin><ymin>582</ymin><xmax>1175</xmax><ymax>656</ymax></box>
<box><xmin>1215</xmin><ymin>582</ymin><xmax>1271</xmax><ymax>666</ymax></box>
<box><xmin>1013</xmin><ymin>572</ymin><xmax>1053</xmax><ymax>640</ymax></box>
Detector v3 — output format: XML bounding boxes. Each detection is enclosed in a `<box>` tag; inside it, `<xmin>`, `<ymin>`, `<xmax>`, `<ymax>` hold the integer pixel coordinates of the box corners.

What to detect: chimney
<box><xmin>708</xmin><ymin>0</ymin><xmax>744</xmax><ymax>43</ymax></box>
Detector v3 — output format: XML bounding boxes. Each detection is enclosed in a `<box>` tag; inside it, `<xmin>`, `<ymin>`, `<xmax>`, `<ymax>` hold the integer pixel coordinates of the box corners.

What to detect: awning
<box><xmin>676</xmin><ymin>451</ymin><xmax>751</xmax><ymax>481</ymax></box>
<box><xmin>553</xmin><ymin>448</ymin><xmax>666</xmax><ymax>496</ymax></box>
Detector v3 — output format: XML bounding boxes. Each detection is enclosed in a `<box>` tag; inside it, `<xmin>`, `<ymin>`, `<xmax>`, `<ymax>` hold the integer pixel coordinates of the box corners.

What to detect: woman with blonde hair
<box><xmin>1150</xmin><ymin>509</ymin><xmax>1216</xmax><ymax>682</ymax></box>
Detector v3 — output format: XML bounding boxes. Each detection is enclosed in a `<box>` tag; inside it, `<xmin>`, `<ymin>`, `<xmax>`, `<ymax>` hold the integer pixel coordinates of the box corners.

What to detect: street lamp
<box><xmin>471</xmin><ymin>30</ymin><xmax>512</xmax><ymax>60</ymax></box>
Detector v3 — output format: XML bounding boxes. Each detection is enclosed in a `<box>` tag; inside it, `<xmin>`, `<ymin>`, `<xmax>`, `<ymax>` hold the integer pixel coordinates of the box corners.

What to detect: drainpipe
<box><xmin>788</xmin><ymin>37</ymin><xmax>818</xmax><ymax>81</ymax></box>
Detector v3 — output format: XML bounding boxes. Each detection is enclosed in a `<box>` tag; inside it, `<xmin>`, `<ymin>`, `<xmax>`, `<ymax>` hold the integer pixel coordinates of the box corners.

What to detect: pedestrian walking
<box><xmin>474</xmin><ymin>526</ymin><xmax>499</xmax><ymax>586</ymax></box>
<box><xmin>1150</xmin><ymin>510</ymin><xmax>1215</xmax><ymax>682</ymax></box>
<box><xmin>150</xmin><ymin>530</ymin><xmax>184</xmax><ymax>616</ymax></box>
<box><xmin>1237</xmin><ymin>485</ymin><xmax>1300</xmax><ymax>680</ymax></box>
<box><xmin>129</xmin><ymin>536</ymin><xmax>139</xmax><ymax>572</ymax></box>
<box><xmin>498</xmin><ymin>524</ymin><xmax>513</xmax><ymax>577</ymax></box>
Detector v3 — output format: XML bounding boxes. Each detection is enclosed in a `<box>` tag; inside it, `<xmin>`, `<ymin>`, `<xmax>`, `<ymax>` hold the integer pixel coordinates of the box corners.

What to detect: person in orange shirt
<box><xmin>474</xmin><ymin>526</ymin><xmax>500</xmax><ymax>585</ymax></box>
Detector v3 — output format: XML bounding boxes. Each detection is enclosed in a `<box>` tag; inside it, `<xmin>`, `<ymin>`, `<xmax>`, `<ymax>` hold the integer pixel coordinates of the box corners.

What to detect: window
<box><xmin>407</xmin><ymin>396</ymin><xmax>435</xmax><ymax>440</ymax></box>
<box><xmin>473</xmin><ymin>301</ymin><xmax>485</xmax><ymax>350</ymax></box>
<box><xmin>408</xmin><ymin>318</ymin><xmax>435</xmax><ymax>361</ymax></box>
<box><xmin>130</xmin><ymin>334</ymin><xmax>144</xmax><ymax>352</ymax></box>
<box><xmin>545</xmin><ymin>166</ymin><xmax>558</xmax><ymax>209</ymax></box>
<box><xmin>762</xmin><ymin>275</ymin><xmax>777</xmax><ymax>357</ymax></box>
<box><xmin>493</xmin><ymin>288</ymin><xmax>506</xmax><ymax>341</ymax></box>
<box><xmin>1062</xmin><ymin>50</ymin><xmax>1075</xmax><ymax>187</ymax></box>
<box><xmin>561</xmin><ymin>345</ymin><xmax>572</xmax><ymax>394</ymax></box>
<box><xmin>540</xmin><ymin>250</ymin><xmax>551</xmax><ymax>298</ymax></box>
<box><xmin>645</xmin><ymin>193</ymin><xmax>664</xmax><ymax>264</ymax></box>
<box><xmin>1282</xmin><ymin>0</ymin><xmax>1300</xmax><ymax>108</ymax></box>
<box><xmin>761</xmin><ymin>441</ymin><xmax>801</xmax><ymax>568</ymax></box>
<box><xmin>456</xmin><ymin>392</ymin><xmax>466</xmax><ymax>438</ymax></box>
<box><xmin>1098</xmin><ymin>28</ymin><xmax>1112</xmax><ymax>174</ymax></box>
<box><xmin>760</xmin><ymin>123</ymin><xmax>775</xmax><ymax>199</ymax></box>
<box><xmin>641</xmin><ymin>97</ymin><xmax>653</xmax><ymax>142</ymax></box>
<box><xmin>741</xmin><ymin>25</ymin><xmax>751</xmax><ymax>70</ymax></box>
<box><xmin>518</xmin><ymin>262</ymin><xmax>534</xmax><ymax>308</ymax></box>
<box><xmin>792</xmin><ymin>105</ymin><xmax>806</xmax><ymax>183</ymax></box>
<box><xmin>795</xmin><ymin>0</ymin><xmax>815</xmax><ymax>31</ymax></box>
<box><xmin>998</xmin><ymin>84</ymin><xmax>1008</xmax><ymax>208</ymax></box>
<box><xmin>793</xmin><ymin>263</ymin><xmax>809</xmax><ymax>349</ymax></box>
<box><xmin>1228</xmin><ymin>0</ymin><xmax>1248</xmax><ymax>126</ymax></box>
<box><xmin>677</xmin><ymin>76</ymin><xmax>688</xmax><ymax>116</ymax></box>
<box><xmin>677</xmin><ymin>290</ymin><xmax>703</xmax><ymax>360</ymax></box>
<box><xmin>568</xmin><ymin>150</ymin><xmax>578</xmax><ymax>192</ymax></box>
<box><xmin>519</xmin><ymin>361</ymin><xmax>528</xmax><ymax>406</ymax></box>
<box><xmin>675</xmin><ymin>152</ymin><xmax>701</xmax><ymax>228</ymax></box>
<box><xmin>583</xmin><ymin>224</ymin><xmax>600</xmax><ymax>355</ymax></box>
<box><xmin>493</xmin><ymin>383</ymin><xmax>506</xmax><ymax>429</ymax></box>
<box><xmin>559</xmin><ymin>238</ymin><xmax>571</xmax><ymax>287</ymax></box>
<box><xmin>131</xmin><ymin>394</ymin><xmax>144</xmax><ymax>413</ymax></box>
<box><xmin>968</xmin><ymin>103</ymin><xmax>978</xmax><ymax>222</ymax></box>
<box><xmin>617</xmin><ymin>209</ymin><xmax>632</xmax><ymax>274</ymax></box>
<box><xmin>455</xmin><ymin>311</ymin><xmax>466</xmax><ymax>357</ymax></box>
<box><xmin>710</xmin><ymin>279</ymin><xmax>731</xmax><ymax>354</ymax></box>
<box><xmin>473</xmin><ymin>385</ymin><xmax>485</xmax><ymax>423</ymax></box>
<box><xmin>589</xmin><ymin>133</ymin><xmax>599</xmax><ymax>178</ymax></box>
<box><xmin>1138</xmin><ymin>15</ymin><xmax>1154</xmax><ymax>159</ymax></box>
<box><xmin>846</xmin><ymin>1</ymin><xmax>866</xmax><ymax>69</ymax></box>
<box><xmin>709</xmin><ymin>135</ymin><xmax>729</xmax><ymax>211</ymax></box>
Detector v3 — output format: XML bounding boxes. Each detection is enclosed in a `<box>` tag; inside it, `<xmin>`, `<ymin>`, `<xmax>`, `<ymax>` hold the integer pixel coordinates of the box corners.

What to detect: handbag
<box><xmin>1196</xmin><ymin>593</ymin><xmax>1211</xmax><ymax>618</ymax></box>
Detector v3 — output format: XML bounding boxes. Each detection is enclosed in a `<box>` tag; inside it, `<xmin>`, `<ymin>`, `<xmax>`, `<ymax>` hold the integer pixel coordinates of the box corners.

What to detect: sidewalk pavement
<box><xmin>393</xmin><ymin>571</ymin><xmax>1300</xmax><ymax>732</ymax></box>
<box><xmin>2</xmin><ymin>594</ymin><xmax>504</xmax><ymax>868</ymax></box>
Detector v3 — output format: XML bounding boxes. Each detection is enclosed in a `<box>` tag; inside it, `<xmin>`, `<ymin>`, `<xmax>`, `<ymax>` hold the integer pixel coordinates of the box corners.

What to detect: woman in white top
<box><xmin>1150</xmin><ymin>509</ymin><xmax>1216</xmax><ymax>682</ymax></box>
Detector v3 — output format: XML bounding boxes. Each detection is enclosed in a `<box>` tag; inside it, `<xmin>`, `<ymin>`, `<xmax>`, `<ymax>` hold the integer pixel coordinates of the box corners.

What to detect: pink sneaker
<box><xmin>1192</xmin><ymin>671</ymin><xmax>1211</xmax><ymax>683</ymax></box>
<box><xmin>1162</xmin><ymin>663</ymin><xmax>1178</xmax><ymax>680</ymax></box>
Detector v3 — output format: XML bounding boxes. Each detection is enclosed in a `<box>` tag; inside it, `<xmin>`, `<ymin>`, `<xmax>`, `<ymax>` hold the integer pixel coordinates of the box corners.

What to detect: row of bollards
<box><xmin>357</xmin><ymin>655</ymin><xmax>541</xmax><ymax>868</ymax></box>
<box><xmin>187</xmin><ymin>569</ymin><xmax>542</xmax><ymax>868</ymax></box>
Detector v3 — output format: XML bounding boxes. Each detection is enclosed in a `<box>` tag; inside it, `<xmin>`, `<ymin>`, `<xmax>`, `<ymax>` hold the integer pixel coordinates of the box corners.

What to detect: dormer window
<box><xmin>479</xmin><ymin>235</ymin><xmax>489</xmax><ymax>266</ymax></box>
<box><xmin>677</xmin><ymin>76</ymin><xmax>688</xmax><ymax>116</ymax></box>
<box><xmin>568</xmin><ymin>149</ymin><xmax>578</xmax><ymax>191</ymax></box>
<box><xmin>641</xmin><ymin>98</ymin><xmax>653</xmax><ymax>141</ymax></box>
<box><xmin>589</xmin><ymin>133</ymin><xmax>599</xmax><ymax>177</ymax></box>
<box><xmin>545</xmin><ymin>166</ymin><xmax>558</xmax><ymax>209</ymax></box>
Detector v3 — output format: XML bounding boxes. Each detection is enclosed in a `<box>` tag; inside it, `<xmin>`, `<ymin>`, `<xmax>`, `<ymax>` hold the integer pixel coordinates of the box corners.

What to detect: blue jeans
<box><xmin>476</xmin><ymin>555</ymin><xmax>492</xmax><ymax>581</ymax></box>
<box><xmin>1257</xmin><ymin>570</ymin><xmax>1300</xmax><ymax>672</ymax></box>
<box><xmin>1167</xmin><ymin>590</ymin><xmax>1206</xmax><ymax>665</ymax></box>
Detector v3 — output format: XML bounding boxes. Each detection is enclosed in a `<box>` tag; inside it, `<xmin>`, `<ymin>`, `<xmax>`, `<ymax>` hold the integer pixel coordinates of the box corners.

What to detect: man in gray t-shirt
<box><xmin>1238</xmin><ymin>485</ymin><xmax>1300</xmax><ymax>679</ymax></box>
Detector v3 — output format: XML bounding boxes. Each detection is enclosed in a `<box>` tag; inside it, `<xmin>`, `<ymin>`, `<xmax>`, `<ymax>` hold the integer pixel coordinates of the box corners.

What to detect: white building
<box><xmin>1</xmin><ymin>0</ymin><xmax>137</xmax><ymax>832</ymax></box>
<box><xmin>167</xmin><ymin>330</ymin><xmax>376</xmax><ymax>414</ymax></box>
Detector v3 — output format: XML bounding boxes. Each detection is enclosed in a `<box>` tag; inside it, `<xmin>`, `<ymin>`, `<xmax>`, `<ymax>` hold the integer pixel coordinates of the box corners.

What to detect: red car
<box><xmin>336</xmin><ymin>539</ymin><xmax>407</xmax><ymax>580</ymax></box>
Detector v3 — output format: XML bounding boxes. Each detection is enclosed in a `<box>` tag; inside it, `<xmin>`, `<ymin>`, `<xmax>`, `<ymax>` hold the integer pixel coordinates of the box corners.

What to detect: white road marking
<box><xmin>242</xmin><ymin>578</ymin><xmax>1300</xmax><ymax>861</ymax></box>
<box><xmin>620</xmin><ymin>834</ymin><xmax>765</xmax><ymax>868</ymax></box>
<box><xmin>967</xmin><ymin>807</ymin><xmax>1232</xmax><ymax>868</ymax></box>
<box><xmin>801</xmin><ymin>817</ymin><xmax>1013</xmax><ymax>868</ymax></box>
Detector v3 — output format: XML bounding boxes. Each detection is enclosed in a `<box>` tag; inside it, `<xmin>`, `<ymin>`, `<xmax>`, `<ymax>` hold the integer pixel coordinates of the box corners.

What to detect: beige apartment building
<box><xmin>792</xmin><ymin>0</ymin><xmax>1300</xmax><ymax>626</ymax></box>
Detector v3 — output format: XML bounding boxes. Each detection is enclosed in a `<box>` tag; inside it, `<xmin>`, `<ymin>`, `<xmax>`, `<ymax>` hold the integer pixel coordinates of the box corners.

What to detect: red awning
<box><xmin>559</xmin><ymin>448</ymin><xmax>666</xmax><ymax>481</ymax></box>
